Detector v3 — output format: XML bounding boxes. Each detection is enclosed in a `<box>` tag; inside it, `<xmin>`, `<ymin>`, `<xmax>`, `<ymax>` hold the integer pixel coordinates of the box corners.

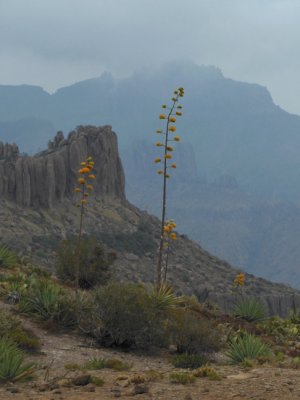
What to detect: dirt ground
<box><xmin>2</xmin><ymin>314</ymin><xmax>300</xmax><ymax>400</ymax></box>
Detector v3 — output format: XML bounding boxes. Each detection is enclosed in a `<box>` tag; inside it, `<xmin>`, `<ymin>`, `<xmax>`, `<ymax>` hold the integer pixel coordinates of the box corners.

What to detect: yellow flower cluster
<box><xmin>155</xmin><ymin>87</ymin><xmax>184</xmax><ymax>177</ymax></box>
<box><xmin>234</xmin><ymin>273</ymin><xmax>245</xmax><ymax>286</ymax></box>
<box><xmin>74</xmin><ymin>156</ymin><xmax>96</xmax><ymax>198</ymax></box>
<box><xmin>163</xmin><ymin>220</ymin><xmax>177</xmax><ymax>240</ymax></box>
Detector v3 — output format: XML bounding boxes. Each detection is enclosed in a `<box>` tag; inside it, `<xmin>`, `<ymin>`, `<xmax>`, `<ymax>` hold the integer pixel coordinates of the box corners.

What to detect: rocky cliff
<box><xmin>0</xmin><ymin>125</ymin><xmax>125</xmax><ymax>208</ymax></box>
<box><xmin>1</xmin><ymin>125</ymin><xmax>300</xmax><ymax>317</ymax></box>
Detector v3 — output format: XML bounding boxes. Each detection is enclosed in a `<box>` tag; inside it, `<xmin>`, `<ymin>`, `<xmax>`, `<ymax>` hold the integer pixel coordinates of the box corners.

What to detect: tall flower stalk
<box><xmin>155</xmin><ymin>87</ymin><xmax>184</xmax><ymax>288</ymax></box>
<box><xmin>74</xmin><ymin>156</ymin><xmax>96</xmax><ymax>290</ymax></box>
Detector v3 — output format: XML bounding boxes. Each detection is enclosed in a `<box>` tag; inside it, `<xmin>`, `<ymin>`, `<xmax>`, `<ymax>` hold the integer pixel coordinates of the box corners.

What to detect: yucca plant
<box><xmin>0</xmin><ymin>246</ymin><xmax>17</xmax><ymax>268</ymax></box>
<box><xmin>227</xmin><ymin>333</ymin><xmax>271</xmax><ymax>364</ymax></box>
<box><xmin>150</xmin><ymin>283</ymin><xmax>182</xmax><ymax>311</ymax></box>
<box><xmin>233</xmin><ymin>297</ymin><xmax>265</xmax><ymax>322</ymax></box>
<box><xmin>0</xmin><ymin>337</ymin><xmax>34</xmax><ymax>382</ymax></box>
<box><xmin>18</xmin><ymin>280</ymin><xmax>76</xmax><ymax>327</ymax></box>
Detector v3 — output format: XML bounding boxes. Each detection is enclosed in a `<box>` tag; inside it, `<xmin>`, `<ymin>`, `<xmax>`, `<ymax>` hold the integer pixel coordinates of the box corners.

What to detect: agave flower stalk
<box><xmin>155</xmin><ymin>87</ymin><xmax>184</xmax><ymax>288</ymax></box>
<box><xmin>74</xmin><ymin>157</ymin><xmax>95</xmax><ymax>290</ymax></box>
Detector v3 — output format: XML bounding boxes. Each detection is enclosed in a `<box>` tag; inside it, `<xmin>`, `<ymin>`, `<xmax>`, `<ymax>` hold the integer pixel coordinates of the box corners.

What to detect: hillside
<box><xmin>2</xmin><ymin>62</ymin><xmax>300</xmax><ymax>286</ymax></box>
<box><xmin>0</xmin><ymin>126</ymin><xmax>300</xmax><ymax>317</ymax></box>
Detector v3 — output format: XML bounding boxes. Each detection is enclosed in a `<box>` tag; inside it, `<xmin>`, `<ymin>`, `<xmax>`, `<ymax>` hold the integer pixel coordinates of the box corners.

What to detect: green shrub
<box><xmin>84</xmin><ymin>357</ymin><xmax>132</xmax><ymax>371</ymax></box>
<box><xmin>18</xmin><ymin>279</ymin><xmax>76</xmax><ymax>328</ymax></box>
<box><xmin>169</xmin><ymin>309</ymin><xmax>221</xmax><ymax>354</ymax></box>
<box><xmin>89</xmin><ymin>282</ymin><xmax>168</xmax><ymax>349</ymax></box>
<box><xmin>193</xmin><ymin>366</ymin><xmax>221</xmax><ymax>380</ymax></box>
<box><xmin>55</xmin><ymin>238</ymin><xmax>115</xmax><ymax>289</ymax></box>
<box><xmin>233</xmin><ymin>298</ymin><xmax>265</xmax><ymax>322</ymax></box>
<box><xmin>0</xmin><ymin>309</ymin><xmax>40</xmax><ymax>352</ymax></box>
<box><xmin>0</xmin><ymin>246</ymin><xmax>18</xmax><ymax>268</ymax></box>
<box><xmin>227</xmin><ymin>333</ymin><xmax>271</xmax><ymax>364</ymax></box>
<box><xmin>171</xmin><ymin>353</ymin><xmax>208</xmax><ymax>369</ymax></box>
<box><xmin>0</xmin><ymin>337</ymin><xmax>34</xmax><ymax>382</ymax></box>
<box><xmin>90</xmin><ymin>376</ymin><xmax>105</xmax><ymax>386</ymax></box>
<box><xmin>169</xmin><ymin>372</ymin><xmax>196</xmax><ymax>384</ymax></box>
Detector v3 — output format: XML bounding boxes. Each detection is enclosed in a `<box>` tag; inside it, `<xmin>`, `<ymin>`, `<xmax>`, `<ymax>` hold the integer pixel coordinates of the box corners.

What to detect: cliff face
<box><xmin>0</xmin><ymin>125</ymin><xmax>125</xmax><ymax>208</ymax></box>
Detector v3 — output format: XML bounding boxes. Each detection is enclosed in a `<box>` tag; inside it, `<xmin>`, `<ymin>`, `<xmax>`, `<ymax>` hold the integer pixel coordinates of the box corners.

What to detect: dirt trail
<box><xmin>2</xmin><ymin>312</ymin><xmax>300</xmax><ymax>399</ymax></box>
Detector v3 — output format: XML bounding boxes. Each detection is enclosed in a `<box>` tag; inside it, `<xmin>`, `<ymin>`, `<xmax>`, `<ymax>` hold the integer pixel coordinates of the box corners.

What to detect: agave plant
<box><xmin>0</xmin><ymin>337</ymin><xmax>34</xmax><ymax>382</ymax></box>
<box><xmin>0</xmin><ymin>246</ymin><xmax>17</xmax><ymax>268</ymax></box>
<box><xmin>150</xmin><ymin>283</ymin><xmax>182</xmax><ymax>311</ymax></box>
<box><xmin>233</xmin><ymin>297</ymin><xmax>265</xmax><ymax>322</ymax></box>
<box><xmin>18</xmin><ymin>280</ymin><xmax>76</xmax><ymax>327</ymax></box>
<box><xmin>227</xmin><ymin>333</ymin><xmax>271</xmax><ymax>364</ymax></box>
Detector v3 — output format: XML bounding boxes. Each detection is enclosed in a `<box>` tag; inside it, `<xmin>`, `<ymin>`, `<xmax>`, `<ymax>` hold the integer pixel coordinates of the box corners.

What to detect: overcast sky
<box><xmin>0</xmin><ymin>0</ymin><xmax>300</xmax><ymax>114</ymax></box>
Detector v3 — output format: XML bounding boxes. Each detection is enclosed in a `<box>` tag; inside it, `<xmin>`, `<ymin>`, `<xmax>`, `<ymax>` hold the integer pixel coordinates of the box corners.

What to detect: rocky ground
<box><xmin>1</xmin><ymin>307</ymin><xmax>300</xmax><ymax>400</ymax></box>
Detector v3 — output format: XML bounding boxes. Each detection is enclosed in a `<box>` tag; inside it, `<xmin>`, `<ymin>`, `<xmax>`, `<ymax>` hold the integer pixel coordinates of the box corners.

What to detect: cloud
<box><xmin>0</xmin><ymin>0</ymin><xmax>300</xmax><ymax>112</ymax></box>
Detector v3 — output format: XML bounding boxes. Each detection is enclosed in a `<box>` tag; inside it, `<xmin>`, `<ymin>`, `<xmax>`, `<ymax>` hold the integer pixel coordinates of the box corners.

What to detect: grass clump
<box><xmin>84</xmin><ymin>357</ymin><xmax>132</xmax><ymax>371</ymax></box>
<box><xmin>0</xmin><ymin>309</ymin><xmax>40</xmax><ymax>352</ymax></box>
<box><xmin>233</xmin><ymin>298</ymin><xmax>265</xmax><ymax>322</ymax></box>
<box><xmin>227</xmin><ymin>333</ymin><xmax>271</xmax><ymax>364</ymax></box>
<box><xmin>0</xmin><ymin>246</ymin><xmax>18</xmax><ymax>269</ymax></box>
<box><xmin>0</xmin><ymin>337</ymin><xmax>34</xmax><ymax>382</ymax></box>
<box><xmin>171</xmin><ymin>353</ymin><xmax>208</xmax><ymax>369</ymax></box>
<box><xmin>169</xmin><ymin>371</ymin><xmax>196</xmax><ymax>385</ymax></box>
<box><xmin>193</xmin><ymin>366</ymin><xmax>221</xmax><ymax>380</ymax></box>
<box><xmin>90</xmin><ymin>376</ymin><xmax>105</xmax><ymax>386</ymax></box>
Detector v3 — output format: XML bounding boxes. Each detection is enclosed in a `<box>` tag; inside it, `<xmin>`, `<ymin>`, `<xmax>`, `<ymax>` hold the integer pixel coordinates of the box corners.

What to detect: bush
<box><xmin>89</xmin><ymin>282</ymin><xmax>168</xmax><ymax>349</ymax></box>
<box><xmin>171</xmin><ymin>353</ymin><xmax>208</xmax><ymax>369</ymax></box>
<box><xmin>0</xmin><ymin>337</ymin><xmax>34</xmax><ymax>382</ymax></box>
<box><xmin>169</xmin><ymin>309</ymin><xmax>221</xmax><ymax>354</ymax></box>
<box><xmin>193</xmin><ymin>366</ymin><xmax>221</xmax><ymax>380</ymax></box>
<box><xmin>0</xmin><ymin>246</ymin><xmax>18</xmax><ymax>268</ymax></box>
<box><xmin>227</xmin><ymin>333</ymin><xmax>271</xmax><ymax>364</ymax></box>
<box><xmin>84</xmin><ymin>357</ymin><xmax>132</xmax><ymax>371</ymax></box>
<box><xmin>258</xmin><ymin>316</ymin><xmax>300</xmax><ymax>344</ymax></box>
<box><xmin>55</xmin><ymin>238</ymin><xmax>116</xmax><ymax>289</ymax></box>
<box><xmin>18</xmin><ymin>279</ymin><xmax>76</xmax><ymax>329</ymax></box>
<box><xmin>169</xmin><ymin>372</ymin><xmax>196</xmax><ymax>384</ymax></box>
<box><xmin>0</xmin><ymin>309</ymin><xmax>40</xmax><ymax>352</ymax></box>
<box><xmin>233</xmin><ymin>298</ymin><xmax>265</xmax><ymax>322</ymax></box>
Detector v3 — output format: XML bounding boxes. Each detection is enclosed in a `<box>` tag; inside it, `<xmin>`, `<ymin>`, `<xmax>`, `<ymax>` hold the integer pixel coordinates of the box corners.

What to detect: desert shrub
<box><xmin>18</xmin><ymin>279</ymin><xmax>76</xmax><ymax>329</ymax></box>
<box><xmin>84</xmin><ymin>357</ymin><xmax>132</xmax><ymax>371</ymax></box>
<box><xmin>89</xmin><ymin>282</ymin><xmax>168</xmax><ymax>349</ymax></box>
<box><xmin>227</xmin><ymin>333</ymin><xmax>271</xmax><ymax>364</ymax></box>
<box><xmin>90</xmin><ymin>376</ymin><xmax>105</xmax><ymax>386</ymax></box>
<box><xmin>0</xmin><ymin>246</ymin><xmax>18</xmax><ymax>268</ymax></box>
<box><xmin>169</xmin><ymin>309</ymin><xmax>221</xmax><ymax>354</ymax></box>
<box><xmin>0</xmin><ymin>337</ymin><xmax>34</xmax><ymax>382</ymax></box>
<box><xmin>0</xmin><ymin>309</ymin><xmax>40</xmax><ymax>352</ymax></box>
<box><xmin>171</xmin><ymin>353</ymin><xmax>208</xmax><ymax>369</ymax></box>
<box><xmin>193</xmin><ymin>366</ymin><xmax>221</xmax><ymax>380</ymax></box>
<box><xmin>55</xmin><ymin>238</ymin><xmax>115</xmax><ymax>289</ymax></box>
<box><xmin>169</xmin><ymin>372</ymin><xmax>196</xmax><ymax>384</ymax></box>
<box><xmin>233</xmin><ymin>298</ymin><xmax>265</xmax><ymax>322</ymax></box>
<box><xmin>258</xmin><ymin>316</ymin><xmax>300</xmax><ymax>343</ymax></box>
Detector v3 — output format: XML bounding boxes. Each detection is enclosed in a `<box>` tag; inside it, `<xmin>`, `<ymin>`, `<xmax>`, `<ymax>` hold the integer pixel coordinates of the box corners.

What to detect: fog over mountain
<box><xmin>1</xmin><ymin>62</ymin><xmax>300</xmax><ymax>286</ymax></box>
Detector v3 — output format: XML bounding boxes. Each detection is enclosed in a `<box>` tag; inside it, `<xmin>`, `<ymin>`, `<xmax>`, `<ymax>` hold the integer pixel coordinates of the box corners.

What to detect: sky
<box><xmin>1</xmin><ymin>0</ymin><xmax>300</xmax><ymax>114</ymax></box>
